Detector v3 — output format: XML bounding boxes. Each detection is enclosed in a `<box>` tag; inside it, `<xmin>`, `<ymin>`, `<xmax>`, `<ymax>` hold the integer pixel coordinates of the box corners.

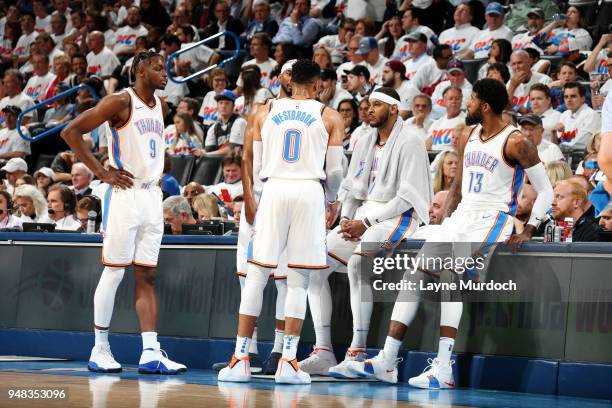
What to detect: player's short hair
<box><xmin>564</xmin><ymin>81</ymin><xmax>585</xmax><ymax>97</ymax></box>
<box><xmin>442</xmin><ymin>85</ymin><xmax>462</xmax><ymax>97</ymax></box>
<box><xmin>163</xmin><ymin>195</ymin><xmax>193</xmax><ymax>217</ymax></box>
<box><xmin>131</xmin><ymin>49</ymin><xmax>163</xmax><ymax>82</ymax></box>
<box><xmin>291</xmin><ymin>59</ymin><xmax>321</xmax><ymax>85</ymax></box>
<box><xmin>529</xmin><ymin>83</ymin><xmax>551</xmax><ymax>98</ymax></box>
<box><xmin>472</xmin><ymin>78</ymin><xmax>508</xmax><ymax>115</ymax></box>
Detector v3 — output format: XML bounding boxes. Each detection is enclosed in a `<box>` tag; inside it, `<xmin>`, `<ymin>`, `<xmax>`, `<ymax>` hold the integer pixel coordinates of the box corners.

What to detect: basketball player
<box><xmin>299</xmin><ymin>87</ymin><xmax>433</xmax><ymax>378</ymax></box>
<box><xmin>212</xmin><ymin>59</ymin><xmax>296</xmax><ymax>375</ymax></box>
<box><xmin>346</xmin><ymin>78</ymin><xmax>554</xmax><ymax>385</ymax></box>
<box><xmin>61</xmin><ymin>50</ymin><xmax>186</xmax><ymax>374</ymax></box>
<box><xmin>218</xmin><ymin>60</ymin><xmax>345</xmax><ymax>384</ymax></box>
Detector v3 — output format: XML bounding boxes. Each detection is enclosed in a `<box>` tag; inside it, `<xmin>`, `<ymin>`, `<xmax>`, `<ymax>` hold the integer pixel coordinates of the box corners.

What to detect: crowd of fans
<box><xmin>0</xmin><ymin>0</ymin><xmax>611</xmax><ymax>240</ymax></box>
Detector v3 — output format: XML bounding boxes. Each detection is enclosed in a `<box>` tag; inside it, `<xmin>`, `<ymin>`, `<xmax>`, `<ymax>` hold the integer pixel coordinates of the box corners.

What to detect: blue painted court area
<box><xmin>1</xmin><ymin>361</ymin><xmax>611</xmax><ymax>408</ymax></box>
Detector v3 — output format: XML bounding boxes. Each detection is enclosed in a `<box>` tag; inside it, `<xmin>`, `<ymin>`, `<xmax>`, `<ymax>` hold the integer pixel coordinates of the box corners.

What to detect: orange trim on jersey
<box><xmin>481</xmin><ymin>211</ymin><xmax>503</xmax><ymax>245</ymax></box>
<box><xmin>114</xmin><ymin>91</ymin><xmax>133</xmax><ymax>131</ymax></box>
<box><xmin>287</xmin><ymin>264</ymin><xmax>329</xmax><ymax>270</ymax></box>
<box><xmin>236</xmin><ymin>272</ymin><xmax>247</xmax><ymax>277</ymax></box>
<box><xmin>130</xmin><ymin>87</ymin><xmax>158</xmax><ymax>110</ymax></box>
<box><xmin>248</xmin><ymin>259</ymin><xmax>278</xmax><ymax>268</ymax></box>
<box><xmin>478</xmin><ymin>123</ymin><xmax>510</xmax><ymax>144</ymax></box>
<box><xmin>328</xmin><ymin>251</ymin><xmax>348</xmax><ymax>266</ymax></box>
<box><xmin>273</xmin><ymin>275</ymin><xmax>288</xmax><ymax>279</ymax></box>
<box><xmin>133</xmin><ymin>262</ymin><xmax>157</xmax><ymax>268</ymax></box>
<box><xmin>100</xmin><ymin>258</ymin><xmax>132</xmax><ymax>267</ymax></box>
<box><xmin>387</xmin><ymin>215</ymin><xmax>414</xmax><ymax>244</ymax></box>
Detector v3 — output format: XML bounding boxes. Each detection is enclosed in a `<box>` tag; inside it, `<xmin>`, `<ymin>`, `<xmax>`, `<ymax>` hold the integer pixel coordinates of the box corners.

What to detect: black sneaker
<box><xmin>262</xmin><ymin>352</ymin><xmax>282</xmax><ymax>375</ymax></box>
<box><xmin>213</xmin><ymin>353</ymin><xmax>263</xmax><ymax>373</ymax></box>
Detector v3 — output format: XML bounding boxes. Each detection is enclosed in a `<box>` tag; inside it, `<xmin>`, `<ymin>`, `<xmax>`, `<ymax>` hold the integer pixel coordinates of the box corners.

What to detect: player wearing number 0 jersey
<box><xmin>218</xmin><ymin>60</ymin><xmax>345</xmax><ymax>385</ymax></box>
<box><xmin>346</xmin><ymin>79</ymin><xmax>554</xmax><ymax>386</ymax></box>
<box><xmin>62</xmin><ymin>51</ymin><xmax>186</xmax><ymax>376</ymax></box>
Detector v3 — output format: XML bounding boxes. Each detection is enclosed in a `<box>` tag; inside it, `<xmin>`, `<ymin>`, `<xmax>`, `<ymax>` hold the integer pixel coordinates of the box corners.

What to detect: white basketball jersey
<box><xmin>259</xmin><ymin>98</ymin><xmax>329</xmax><ymax>181</ymax></box>
<box><xmin>461</xmin><ymin>124</ymin><xmax>524</xmax><ymax>215</ymax></box>
<box><xmin>108</xmin><ymin>88</ymin><xmax>165</xmax><ymax>184</ymax></box>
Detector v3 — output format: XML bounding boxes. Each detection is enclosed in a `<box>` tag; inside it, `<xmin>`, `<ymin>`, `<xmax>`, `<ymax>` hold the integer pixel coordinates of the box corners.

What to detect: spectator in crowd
<box><xmin>24</xmin><ymin>53</ymin><xmax>57</xmax><ymax>102</ymax></box>
<box><xmin>518</xmin><ymin>113</ymin><xmax>563</xmax><ymax>164</ymax></box>
<box><xmin>175</xmin><ymin>25</ymin><xmax>219</xmax><ymax>74</ymax></box>
<box><xmin>35</xmin><ymin>33</ymin><xmax>64</xmax><ymax>72</ymax></box>
<box><xmin>52</xmin><ymin>0</ymin><xmax>73</xmax><ymax>32</ymax></box>
<box><xmin>432</xmin><ymin>150</ymin><xmax>458</xmax><ymax>194</ymax></box>
<box><xmin>47</xmin><ymin>184</ymin><xmax>81</xmax><ymax>231</ymax></box>
<box><xmin>242</xmin><ymin>0</ymin><xmax>279</xmax><ymax>44</ymax></box>
<box><xmin>15</xmin><ymin>174</ymin><xmax>35</xmax><ymax>188</ymax></box>
<box><xmin>507</xmin><ymin>50</ymin><xmax>551</xmax><ymax>114</ymax></box>
<box><xmin>166</xmin><ymin>6</ymin><xmax>200</xmax><ymax>41</ymax></box>
<box><xmin>375</xmin><ymin>15</ymin><xmax>403</xmax><ymax>59</ymax></box>
<box><xmin>51</xmin><ymin>55</ymin><xmax>72</xmax><ymax>86</ymax></box>
<box><xmin>75</xmin><ymin>195</ymin><xmax>101</xmax><ymax>232</ymax></box>
<box><xmin>161</xmin><ymin>151</ymin><xmax>181</xmax><ymax>198</ymax></box>
<box><xmin>411</xmin><ymin>189</ymin><xmax>449</xmax><ymax>239</ymax></box>
<box><xmin>86</xmin><ymin>31</ymin><xmax>120</xmax><ymax>79</ymax></box>
<box><xmin>0</xmin><ymin>106</ymin><xmax>30</xmax><ymax>160</ymax></box>
<box><xmin>14</xmin><ymin>184</ymin><xmax>51</xmax><ymax>223</ymax></box>
<box><xmin>0</xmin><ymin>70</ymin><xmax>35</xmax><ymax>127</ymax></box>
<box><xmin>568</xmin><ymin>174</ymin><xmax>596</xmax><ymax>222</ymax></box>
<box><xmin>0</xmin><ymin>190</ymin><xmax>23</xmax><ymax>230</ymax></box>
<box><xmin>381</xmin><ymin>60</ymin><xmax>419</xmax><ymax>114</ymax></box>
<box><xmin>337</xmin><ymin>98</ymin><xmax>359</xmax><ymax>150</ymax></box>
<box><xmin>272</xmin><ymin>0</ymin><xmax>319</xmax><ymax>50</ymax></box>
<box><xmin>438</xmin><ymin>3</ymin><xmax>480</xmax><ymax>57</ymax></box>
<box><xmin>355</xmin><ymin>18</ymin><xmax>376</xmax><ymax>38</ymax></box>
<box><xmin>183</xmin><ymin>182</ymin><xmax>205</xmax><ymax>206</ymax></box>
<box><xmin>393</xmin><ymin>7</ymin><xmax>436</xmax><ymax>61</ymax></box>
<box><xmin>477</xmin><ymin>38</ymin><xmax>512</xmax><ymax>80</ymax></box>
<box><xmin>529</xmin><ymin>83</ymin><xmax>562</xmax><ymax>143</ymax></box>
<box><xmin>234</xmin><ymin>65</ymin><xmax>273</xmax><ymax>116</ymax></box>
<box><xmin>599</xmin><ymin>203</ymin><xmax>612</xmax><ymax>232</ymax></box>
<box><xmin>207</xmin><ymin>151</ymin><xmax>243</xmax><ymax>201</ymax></box>
<box><xmin>203</xmin><ymin>0</ymin><xmax>244</xmax><ymax>50</ymax></box>
<box><xmin>34</xmin><ymin>166</ymin><xmax>55</xmax><ymax>197</ymax></box>
<box><xmin>313</xmin><ymin>45</ymin><xmax>333</xmax><ymax>70</ymax></box>
<box><xmin>1</xmin><ymin>157</ymin><xmax>28</xmax><ymax>195</ymax></box>
<box><xmin>426</xmin><ymin>86</ymin><xmax>465</xmax><ymax>151</ymax></box>
<box><xmin>168</xmin><ymin>112</ymin><xmax>203</xmax><ymax>155</ymax></box>
<box><xmin>13</xmin><ymin>11</ymin><xmax>37</xmax><ymax>65</ymax></box>
<box><xmin>348</xmin><ymin>98</ymin><xmax>371</xmax><ymax>151</ymax></box>
<box><xmin>197</xmin><ymin>90</ymin><xmax>247</xmax><ymax>157</ymax></box>
<box><xmin>195</xmin><ymin>68</ymin><xmax>228</xmax><ymax>130</ymax></box>
<box><xmin>555</xmin><ymin>82</ymin><xmax>601</xmax><ymax>149</ymax></box>
<box><xmin>541</xmin><ymin>6</ymin><xmax>592</xmax><ymax>56</ymax></box>
<box><xmin>431</xmin><ymin>58</ymin><xmax>472</xmax><ymax>119</ymax></box>
<box><xmin>163</xmin><ymin>195</ymin><xmax>197</xmax><ymax>235</ymax></box>
<box><xmin>524</xmin><ymin>46</ymin><xmax>551</xmax><ymax>75</ymax></box>
<box><xmin>1</xmin><ymin>21</ymin><xmax>20</xmax><ymax>62</ymax></box>
<box><xmin>505</xmin><ymin>0</ymin><xmax>560</xmax><ymax>32</ymax></box>
<box><xmin>336</xmin><ymin>34</ymin><xmax>364</xmax><ymax>79</ymax></box>
<box><xmin>578</xmin><ymin>153</ymin><xmax>599</xmax><ymax>183</ymax></box>
<box><xmin>239</xmin><ymin>33</ymin><xmax>277</xmax><ymax>91</ymax></box>
<box><xmin>514</xmin><ymin>184</ymin><xmax>537</xmax><ymax>234</ymax></box>
<box><xmin>545</xmin><ymin>160</ymin><xmax>572</xmax><ymax>185</ymax></box>
<box><xmin>358</xmin><ymin>37</ymin><xmax>387</xmax><ymax>87</ymax></box>
<box><xmin>345</xmin><ymin>65</ymin><xmax>371</xmax><ymax>102</ymax></box>
<box><xmin>140</xmin><ymin>0</ymin><xmax>171</xmax><ymax>32</ymax></box>
<box><xmin>548</xmin><ymin>62</ymin><xmax>589</xmax><ymax>111</ymax></box>
<box><xmin>583</xmin><ymin>34</ymin><xmax>612</xmax><ymax>77</ymax></box>
<box><xmin>404</xmin><ymin>94</ymin><xmax>432</xmax><ymax>142</ymax></box>
<box><xmin>316</xmin><ymin>17</ymin><xmax>355</xmax><ymax>66</ymax></box>
<box><xmin>192</xmin><ymin>193</ymin><xmax>221</xmax><ymax>221</ymax></box>
<box><xmin>486</xmin><ymin>62</ymin><xmax>511</xmax><ymax>84</ymax></box>
<box><xmin>113</xmin><ymin>6</ymin><xmax>149</xmax><ymax>58</ymax></box>
<box><xmin>460</xmin><ymin>2</ymin><xmax>512</xmax><ymax>60</ymax></box>
<box><xmin>410</xmin><ymin>44</ymin><xmax>453</xmax><ymax>96</ymax></box>
<box><xmin>67</xmin><ymin>53</ymin><xmax>88</xmax><ymax>88</ymax></box>
<box><xmin>50</xmin><ymin>150</ymin><xmax>76</xmax><ymax>182</ymax></box>
<box><xmin>62</xmin><ymin>9</ymin><xmax>87</xmax><ymax>48</ymax></box>
<box><xmin>50</xmin><ymin>13</ymin><xmax>68</xmax><ymax>48</ymax></box>
<box><xmin>551</xmin><ymin>180</ymin><xmax>600</xmax><ymax>242</ymax></box>
<box><xmin>269</xmin><ymin>43</ymin><xmax>298</xmax><ymax>96</ymax></box>
<box><xmin>403</xmin><ymin>31</ymin><xmax>433</xmax><ymax>81</ymax></box>
<box><xmin>511</xmin><ymin>7</ymin><xmax>546</xmax><ymax>52</ymax></box>
<box><xmin>318</xmin><ymin>68</ymin><xmax>352</xmax><ymax>110</ymax></box>
<box><xmin>38</xmin><ymin>83</ymin><xmax>74</xmax><ymax>130</ymax></box>
<box><xmin>70</xmin><ymin>162</ymin><xmax>94</xmax><ymax>200</ymax></box>
<box><xmin>232</xmin><ymin>195</ymin><xmax>243</xmax><ymax>223</ymax></box>
<box><xmin>576</xmin><ymin>133</ymin><xmax>602</xmax><ymax>175</ymax></box>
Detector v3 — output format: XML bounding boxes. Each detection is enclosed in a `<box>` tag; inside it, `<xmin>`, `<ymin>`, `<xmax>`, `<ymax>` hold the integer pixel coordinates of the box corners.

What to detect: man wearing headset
<box><xmin>0</xmin><ymin>191</ymin><xmax>23</xmax><ymax>230</ymax></box>
<box><xmin>47</xmin><ymin>184</ymin><xmax>82</xmax><ymax>231</ymax></box>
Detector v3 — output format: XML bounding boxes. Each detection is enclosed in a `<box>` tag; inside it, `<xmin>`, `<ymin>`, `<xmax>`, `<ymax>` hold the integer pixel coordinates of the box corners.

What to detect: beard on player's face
<box><xmin>369</xmin><ymin>106</ymin><xmax>390</xmax><ymax>128</ymax></box>
<box><xmin>465</xmin><ymin>105</ymin><xmax>483</xmax><ymax>126</ymax></box>
<box><xmin>281</xmin><ymin>83</ymin><xmax>292</xmax><ymax>96</ymax></box>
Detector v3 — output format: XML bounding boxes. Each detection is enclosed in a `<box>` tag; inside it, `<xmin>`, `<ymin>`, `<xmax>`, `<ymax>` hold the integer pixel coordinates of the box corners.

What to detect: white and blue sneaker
<box><xmin>346</xmin><ymin>350</ymin><xmax>401</xmax><ymax>383</ymax></box>
<box><xmin>408</xmin><ymin>358</ymin><xmax>455</xmax><ymax>389</ymax></box>
<box><xmin>138</xmin><ymin>342</ymin><xmax>187</xmax><ymax>375</ymax></box>
<box><xmin>327</xmin><ymin>348</ymin><xmax>367</xmax><ymax>379</ymax></box>
<box><xmin>88</xmin><ymin>344</ymin><xmax>122</xmax><ymax>373</ymax></box>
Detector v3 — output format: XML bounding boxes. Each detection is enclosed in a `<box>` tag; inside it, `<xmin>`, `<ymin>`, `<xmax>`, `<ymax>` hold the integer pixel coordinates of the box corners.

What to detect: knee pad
<box><xmin>274</xmin><ymin>278</ymin><xmax>287</xmax><ymax>321</ymax></box>
<box><xmin>285</xmin><ymin>268</ymin><xmax>309</xmax><ymax>320</ymax></box>
<box><xmin>239</xmin><ymin>264</ymin><xmax>269</xmax><ymax>317</ymax></box>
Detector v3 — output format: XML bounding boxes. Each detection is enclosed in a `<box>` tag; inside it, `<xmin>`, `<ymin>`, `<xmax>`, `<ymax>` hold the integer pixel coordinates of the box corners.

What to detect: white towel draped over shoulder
<box><xmin>341</xmin><ymin>118</ymin><xmax>433</xmax><ymax>225</ymax></box>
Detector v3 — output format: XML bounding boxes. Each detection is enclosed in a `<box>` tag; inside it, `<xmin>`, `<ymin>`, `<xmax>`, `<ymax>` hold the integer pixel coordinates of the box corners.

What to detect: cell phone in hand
<box><xmin>220</xmin><ymin>188</ymin><xmax>232</xmax><ymax>203</ymax></box>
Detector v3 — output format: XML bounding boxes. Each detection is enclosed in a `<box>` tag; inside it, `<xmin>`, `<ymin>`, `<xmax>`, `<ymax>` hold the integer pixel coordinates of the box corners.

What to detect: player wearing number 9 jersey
<box><xmin>219</xmin><ymin>60</ymin><xmax>345</xmax><ymax>385</ymax></box>
<box><xmin>62</xmin><ymin>51</ymin><xmax>186</xmax><ymax>376</ymax></box>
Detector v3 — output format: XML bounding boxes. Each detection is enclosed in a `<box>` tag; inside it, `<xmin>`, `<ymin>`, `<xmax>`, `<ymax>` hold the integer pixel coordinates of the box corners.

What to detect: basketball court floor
<box><xmin>0</xmin><ymin>361</ymin><xmax>610</xmax><ymax>408</ymax></box>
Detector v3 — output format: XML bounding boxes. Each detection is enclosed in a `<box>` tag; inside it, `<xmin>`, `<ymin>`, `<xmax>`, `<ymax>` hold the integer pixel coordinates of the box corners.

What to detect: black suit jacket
<box><xmin>203</xmin><ymin>17</ymin><xmax>245</xmax><ymax>50</ymax></box>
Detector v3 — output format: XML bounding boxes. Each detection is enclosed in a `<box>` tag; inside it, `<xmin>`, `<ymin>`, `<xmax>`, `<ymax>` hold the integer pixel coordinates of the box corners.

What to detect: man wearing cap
<box><xmin>345</xmin><ymin>65</ymin><xmax>372</xmax><ymax>102</ymax></box>
<box><xmin>196</xmin><ymin>90</ymin><xmax>247</xmax><ymax>157</ymax></box>
<box><xmin>426</xmin><ymin>86</ymin><xmax>465</xmax><ymax>151</ymax></box>
<box><xmin>301</xmin><ymin>87</ymin><xmax>432</xmax><ymax>380</ymax></box>
<box><xmin>0</xmin><ymin>70</ymin><xmax>35</xmax><ymax>127</ymax></box>
<box><xmin>505</xmin><ymin>0</ymin><xmax>560</xmax><ymax>32</ymax></box>
<box><xmin>34</xmin><ymin>167</ymin><xmax>55</xmax><ymax>195</ymax></box>
<box><xmin>459</xmin><ymin>2</ymin><xmax>512</xmax><ymax>60</ymax></box>
<box><xmin>430</xmin><ymin>58</ymin><xmax>472</xmax><ymax>119</ymax></box>
<box><xmin>318</xmin><ymin>68</ymin><xmax>353</xmax><ymax>110</ymax></box>
<box><xmin>439</xmin><ymin>3</ymin><xmax>481</xmax><ymax>56</ymax></box>
<box><xmin>410</xmin><ymin>44</ymin><xmax>453</xmax><ymax>97</ymax></box>
<box><xmin>86</xmin><ymin>31</ymin><xmax>120</xmax><ymax>80</ymax></box>
<box><xmin>1</xmin><ymin>157</ymin><xmax>28</xmax><ymax>195</ymax></box>
<box><xmin>0</xmin><ymin>106</ymin><xmax>31</xmax><ymax>161</ymax></box>
<box><xmin>511</xmin><ymin>8</ymin><xmax>546</xmax><ymax>53</ymax></box>
<box><xmin>393</xmin><ymin>7</ymin><xmax>437</xmax><ymax>62</ymax></box>
<box><xmin>403</xmin><ymin>31</ymin><xmax>433</xmax><ymax>80</ymax></box>
<box><xmin>381</xmin><ymin>60</ymin><xmax>421</xmax><ymax>115</ymax></box>
<box><xmin>519</xmin><ymin>113</ymin><xmax>563</xmax><ymax>163</ymax></box>
<box><xmin>358</xmin><ymin>37</ymin><xmax>388</xmax><ymax>87</ymax></box>
<box><xmin>336</xmin><ymin>35</ymin><xmax>365</xmax><ymax>83</ymax></box>
<box><xmin>507</xmin><ymin>50</ymin><xmax>551</xmax><ymax>114</ymax></box>
<box><xmin>272</xmin><ymin>0</ymin><xmax>319</xmax><ymax>49</ymax></box>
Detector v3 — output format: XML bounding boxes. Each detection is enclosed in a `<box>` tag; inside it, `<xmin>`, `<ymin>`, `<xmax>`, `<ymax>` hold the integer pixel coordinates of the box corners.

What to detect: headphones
<box><xmin>78</xmin><ymin>195</ymin><xmax>102</xmax><ymax>225</ymax></box>
<box><xmin>0</xmin><ymin>190</ymin><xmax>12</xmax><ymax>214</ymax></box>
<box><xmin>52</xmin><ymin>185</ymin><xmax>77</xmax><ymax>214</ymax></box>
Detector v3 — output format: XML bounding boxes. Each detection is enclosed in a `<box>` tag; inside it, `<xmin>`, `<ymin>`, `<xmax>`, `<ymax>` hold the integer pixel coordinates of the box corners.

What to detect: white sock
<box><xmin>249</xmin><ymin>327</ymin><xmax>258</xmax><ymax>355</ymax></box>
<box><xmin>141</xmin><ymin>332</ymin><xmax>158</xmax><ymax>351</ymax></box>
<box><xmin>235</xmin><ymin>336</ymin><xmax>251</xmax><ymax>359</ymax></box>
<box><xmin>349</xmin><ymin>328</ymin><xmax>368</xmax><ymax>350</ymax></box>
<box><xmin>437</xmin><ymin>337</ymin><xmax>454</xmax><ymax>365</ymax></box>
<box><xmin>314</xmin><ymin>325</ymin><xmax>332</xmax><ymax>350</ymax></box>
<box><xmin>282</xmin><ymin>335</ymin><xmax>300</xmax><ymax>361</ymax></box>
<box><xmin>94</xmin><ymin>328</ymin><xmax>109</xmax><ymax>347</ymax></box>
<box><xmin>382</xmin><ymin>336</ymin><xmax>402</xmax><ymax>364</ymax></box>
<box><xmin>272</xmin><ymin>329</ymin><xmax>284</xmax><ymax>353</ymax></box>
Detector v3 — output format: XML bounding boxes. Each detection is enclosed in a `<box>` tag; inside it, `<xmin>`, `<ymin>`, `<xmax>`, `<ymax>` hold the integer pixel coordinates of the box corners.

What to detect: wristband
<box><xmin>362</xmin><ymin>217</ymin><xmax>372</xmax><ymax>228</ymax></box>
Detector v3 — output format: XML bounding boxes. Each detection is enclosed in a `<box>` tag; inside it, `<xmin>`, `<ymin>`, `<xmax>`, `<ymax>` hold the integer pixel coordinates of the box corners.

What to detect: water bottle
<box><xmin>564</xmin><ymin>217</ymin><xmax>574</xmax><ymax>243</ymax></box>
<box><xmin>87</xmin><ymin>211</ymin><xmax>97</xmax><ymax>234</ymax></box>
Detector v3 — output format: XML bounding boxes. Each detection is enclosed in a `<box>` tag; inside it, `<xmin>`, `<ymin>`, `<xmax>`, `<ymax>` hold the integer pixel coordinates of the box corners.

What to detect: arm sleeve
<box><xmin>525</xmin><ymin>162</ymin><xmax>554</xmax><ymax>228</ymax></box>
<box><xmin>324</xmin><ymin>145</ymin><xmax>344</xmax><ymax>203</ymax></box>
<box><xmin>340</xmin><ymin>193</ymin><xmax>360</xmax><ymax>219</ymax></box>
<box><xmin>365</xmin><ymin>195</ymin><xmax>412</xmax><ymax>224</ymax></box>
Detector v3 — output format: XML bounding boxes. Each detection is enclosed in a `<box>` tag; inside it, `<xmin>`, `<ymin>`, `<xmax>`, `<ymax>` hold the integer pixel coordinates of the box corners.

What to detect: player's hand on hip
<box><xmin>100</xmin><ymin>166</ymin><xmax>134</xmax><ymax>189</ymax></box>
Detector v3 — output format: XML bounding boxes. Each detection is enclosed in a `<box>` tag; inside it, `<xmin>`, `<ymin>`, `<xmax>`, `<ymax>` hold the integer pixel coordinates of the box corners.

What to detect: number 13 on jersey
<box><xmin>282</xmin><ymin>129</ymin><xmax>301</xmax><ymax>162</ymax></box>
<box><xmin>468</xmin><ymin>171</ymin><xmax>483</xmax><ymax>193</ymax></box>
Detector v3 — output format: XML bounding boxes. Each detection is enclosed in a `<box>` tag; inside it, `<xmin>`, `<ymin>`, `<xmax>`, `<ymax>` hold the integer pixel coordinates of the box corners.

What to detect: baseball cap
<box><xmin>1</xmin><ymin>105</ymin><xmax>21</xmax><ymax>115</ymax></box>
<box><xmin>321</xmin><ymin>68</ymin><xmax>337</xmax><ymax>81</ymax></box>
<box><xmin>281</xmin><ymin>59</ymin><xmax>296</xmax><ymax>74</ymax></box>
<box><xmin>34</xmin><ymin>166</ymin><xmax>56</xmax><ymax>181</ymax></box>
<box><xmin>358</xmin><ymin>37</ymin><xmax>378</xmax><ymax>55</ymax></box>
<box><xmin>447</xmin><ymin>58</ymin><xmax>464</xmax><ymax>73</ymax></box>
<box><xmin>486</xmin><ymin>2</ymin><xmax>504</xmax><ymax>15</ymax></box>
<box><xmin>518</xmin><ymin>113</ymin><xmax>542</xmax><ymax>126</ymax></box>
<box><xmin>385</xmin><ymin>60</ymin><xmax>406</xmax><ymax>78</ymax></box>
<box><xmin>214</xmin><ymin>89</ymin><xmax>236</xmax><ymax>102</ymax></box>
<box><xmin>405</xmin><ymin>31</ymin><xmax>428</xmax><ymax>43</ymax></box>
<box><xmin>1</xmin><ymin>157</ymin><xmax>28</xmax><ymax>173</ymax></box>
<box><xmin>344</xmin><ymin>65</ymin><xmax>371</xmax><ymax>81</ymax></box>
<box><xmin>527</xmin><ymin>7</ymin><xmax>545</xmax><ymax>19</ymax></box>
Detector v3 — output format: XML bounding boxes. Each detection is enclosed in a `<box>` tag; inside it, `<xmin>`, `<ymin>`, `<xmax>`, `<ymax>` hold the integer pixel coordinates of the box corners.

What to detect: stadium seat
<box><xmin>462</xmin><ymin>58</ymin><xmax>487</xmax><ymax>85</ymax></box>
<box><xmin>190</xmin><ymin>156</ymin><xmax>224</xmax><ymax>186</ymax></box>
<box><xmin>169</xmin><ymin>155</ymin><xmax>196</xmax><ymax>186</ymax></box>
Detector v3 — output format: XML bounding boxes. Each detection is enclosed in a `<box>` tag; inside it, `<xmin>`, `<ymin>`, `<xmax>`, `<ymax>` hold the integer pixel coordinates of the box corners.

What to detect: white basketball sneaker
<box><xmin>298</xmin><ymin>347</ymin><xmax>337</xmax><ymax>375</ymax></box>
<box><xmin>408</xmin><ymin>358</ymin><xmax>455</xmax><ymax>389</ymax></box>
<box><xmin>138</xmin><ymin>343</ymin><xmax>187</xmax><ymax>375</ymax></box>
<box><xmin>346</xmin><ymin>350</ymin><xmax>402</xmax><ymax>383</ymax></box>
<box><xmin>275</xmin><ymin>358</ymin><xmax>311</xmax><ymax>384</ymax></box>
<box><xmin>218</xmin><ymin>355</ymin><xmax>251</xmax><ymax>382</ymax></box>
<box><xmin>88</xmin><ymin>344</ymin><xmax>122</xmax><ymax>373</ymax></box>
<box><xmin>328</xmin><ymin>348</ymin><xmax>367</xmax><ymax>379</ymax></box>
